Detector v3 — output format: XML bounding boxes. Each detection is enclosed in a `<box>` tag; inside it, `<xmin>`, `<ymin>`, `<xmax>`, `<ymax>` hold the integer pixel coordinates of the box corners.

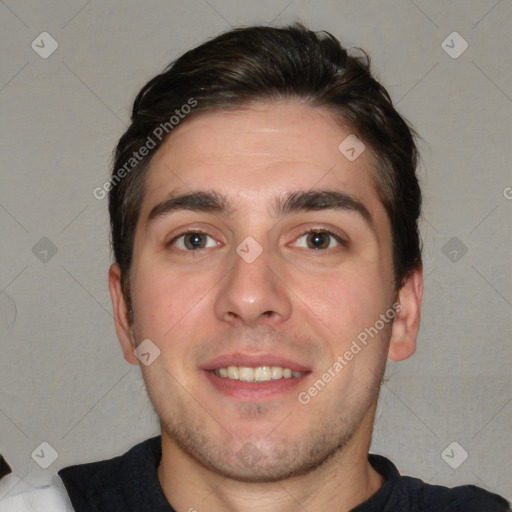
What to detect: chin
<box><xmin>164</xmin><ymin>417</ymin><xmax>353</xmax><ymax>483</ymax></box>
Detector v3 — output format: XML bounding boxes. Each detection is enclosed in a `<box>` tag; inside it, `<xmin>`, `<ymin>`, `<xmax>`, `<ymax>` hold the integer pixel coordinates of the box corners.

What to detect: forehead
<box><xmin>141</xmin><ymin>100</ymin><xmax>381</xmax><ymax>219</ymax></box>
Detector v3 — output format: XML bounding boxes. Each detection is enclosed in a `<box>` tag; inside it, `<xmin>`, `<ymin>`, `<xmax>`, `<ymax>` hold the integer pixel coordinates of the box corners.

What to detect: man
<box><xmin>1</xmin><ymin>23</ymin><xmax>509</xmax><ymax>512</ymax></box>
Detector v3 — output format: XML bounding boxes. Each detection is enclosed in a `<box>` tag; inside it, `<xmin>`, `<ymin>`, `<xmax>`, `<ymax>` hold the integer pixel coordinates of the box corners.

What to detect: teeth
<box><xmin>254</xmin><ymin>366</ymin><xmax>272</xmax><ymax>381</ymax></box>
<box><xmin>239</xmin><ymin>367</ymin><xmax>254</xmax><ymax>382</ymax></box>
<box><xmin>227</xmin><ymin>366</ymin><xmax>239</xmax><ymax>379</ymax></box>
<box><xmin>211</xmin><ymin>365</ymin><xmax>304</xmax><ymax>382</ymax></box>
<box><xmin>271</xmin><ymin>366</ymin><xmax>283</xmax><ymax>379</ymax></box>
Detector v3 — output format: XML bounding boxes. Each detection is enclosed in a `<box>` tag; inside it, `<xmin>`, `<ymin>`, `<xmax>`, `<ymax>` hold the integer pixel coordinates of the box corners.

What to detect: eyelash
<box><xmin>166</xmin><ymin>228</ymin><xmax>348</xmax><ymax>252</ymax></box>
<box><xmin>293</xmin><ymin>229</ymin><xmax>348</xmax><ymax>250</ymax></box>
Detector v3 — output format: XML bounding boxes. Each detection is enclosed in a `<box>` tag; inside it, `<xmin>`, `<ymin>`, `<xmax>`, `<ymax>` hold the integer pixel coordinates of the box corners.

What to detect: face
<box><xmin>109</xmin><ymin>100</ymin><xmax>421</xmax><ymax>482</ymax></box>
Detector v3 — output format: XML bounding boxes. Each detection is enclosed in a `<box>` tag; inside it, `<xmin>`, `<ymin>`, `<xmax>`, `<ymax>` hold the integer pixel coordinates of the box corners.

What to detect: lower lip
<box><xmin>202</xmin><ymin>370</ymin><xmax>310</xmax><ymax>401</ymax></box>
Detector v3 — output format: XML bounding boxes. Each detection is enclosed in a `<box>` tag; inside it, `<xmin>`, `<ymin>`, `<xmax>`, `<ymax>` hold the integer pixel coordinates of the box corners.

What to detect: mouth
<box><xmin>208</xmin><ymin>365</ymin><xmax>305</xmax><ymax>382</ymax></box>
<box><xmin>201</xmin><ymin>353</ymin><xmax>312</xmax><ymax>400</ymax></box>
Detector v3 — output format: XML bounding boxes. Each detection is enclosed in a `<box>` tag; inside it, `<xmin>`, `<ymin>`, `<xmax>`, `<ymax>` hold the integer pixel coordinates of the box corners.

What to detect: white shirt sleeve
<box><xmin>0</xmin><ymin>474</ymin><xmax>74</xmax><ymax>512</ymax></box>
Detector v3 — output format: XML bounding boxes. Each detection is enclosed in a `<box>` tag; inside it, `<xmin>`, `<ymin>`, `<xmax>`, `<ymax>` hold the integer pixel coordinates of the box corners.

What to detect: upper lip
<box><xmin>201</xmin><ymin>353</ymin><xmax>312</xmax><ymax>373</ymax></box>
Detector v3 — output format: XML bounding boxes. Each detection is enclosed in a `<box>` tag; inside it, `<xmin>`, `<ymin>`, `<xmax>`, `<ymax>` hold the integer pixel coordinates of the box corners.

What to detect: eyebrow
<box><xmin>147</xmin><ymin>189</ymin><xmax>375</xmax><ymax>230</ymax></box>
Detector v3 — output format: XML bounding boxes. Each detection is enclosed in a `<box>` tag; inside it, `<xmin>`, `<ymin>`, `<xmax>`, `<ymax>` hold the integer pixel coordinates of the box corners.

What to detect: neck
<box><xmin>157</xmin><ymin>402</ymin><xmax>385</xmax><ymax>512</ymax></box>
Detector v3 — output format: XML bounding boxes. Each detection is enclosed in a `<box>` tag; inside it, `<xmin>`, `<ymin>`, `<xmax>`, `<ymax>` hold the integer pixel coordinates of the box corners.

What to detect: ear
<box><xmin>387</xmin><ymin>265</ymin><xmax>423</xmax><ymax>362</ymax></box>
<box><xmin>108</xmin><ymin>263</ymin><xmax>138</xmax><ymax>365</ymax></box>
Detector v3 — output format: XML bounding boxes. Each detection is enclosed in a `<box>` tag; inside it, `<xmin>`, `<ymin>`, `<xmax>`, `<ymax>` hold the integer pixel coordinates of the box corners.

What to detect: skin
<box><xmin>109</xmin><ymin>100</ymin><xmax>423</xmax><ymax>512</ymax></box>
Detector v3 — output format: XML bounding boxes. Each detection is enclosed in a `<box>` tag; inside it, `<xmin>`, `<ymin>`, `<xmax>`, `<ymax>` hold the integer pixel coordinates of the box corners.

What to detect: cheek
<box><xmin>308</xmin><ymin>265</ymin><xmax>391</xmax><ymax>343</ymax></box>
<box><xmin>130</xmin><ymin>258</ymin><xmax>208</xmax><ymax>340</ymax></box>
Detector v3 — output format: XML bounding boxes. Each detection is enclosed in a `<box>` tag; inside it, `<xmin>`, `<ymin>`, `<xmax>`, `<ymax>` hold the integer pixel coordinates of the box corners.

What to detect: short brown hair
<box><xmin>109</xmin><ymin>22</ymin><xmax>422</xmax><ymax>303</ymax></box>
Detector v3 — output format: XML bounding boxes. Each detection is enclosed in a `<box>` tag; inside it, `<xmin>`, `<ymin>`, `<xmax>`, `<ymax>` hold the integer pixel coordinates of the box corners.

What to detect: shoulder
<box><xmin>368</xmin><ymin>454</ymin><xmax>510</xmax><ymax>512</ymax></box>
<box><xmin>398</xmin><ymin>474</ymin><xmax>511</xmax><ymax>511</ymax></box>
<box><xmin>0</xmin><ymin>475</ymin><xmax>74</xmax><ymax>512</ymax></box>
<box><xmin>0</xmin><ymin>437</ymin><xmax>161</xmax><ymax>512</ymax></box>
<box><xmin>57</xmin><ymin>436</ymin><xmax>165</xmax><ymax>510</ymax></box>
<box><xmin>430</xmin><ymin>482</ymin><xmax>510</xmax><ymax>512</ymax></box>
<box><xmin>57</xmin><ymin>436</ymin><xmax>160</xmax><ymax>492</ymax></box>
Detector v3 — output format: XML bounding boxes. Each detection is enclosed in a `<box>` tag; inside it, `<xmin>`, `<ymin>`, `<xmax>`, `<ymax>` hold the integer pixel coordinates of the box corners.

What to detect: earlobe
<box><xmin>387</xmin><ymin>265</ymin><xmax>423</xmax><ymax>362</ymax></box>
<box><xmin>108</xmin><ymin>263</ymin><xmax>139</xmax><ymax>365</ymax></box>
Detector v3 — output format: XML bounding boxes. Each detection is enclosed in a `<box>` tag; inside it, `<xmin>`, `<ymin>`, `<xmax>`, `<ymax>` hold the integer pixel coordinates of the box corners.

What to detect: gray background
<box><xmin>1</xmin><ymin>0</ymin><xmax>511</xmax><ymax>503</ymax></box>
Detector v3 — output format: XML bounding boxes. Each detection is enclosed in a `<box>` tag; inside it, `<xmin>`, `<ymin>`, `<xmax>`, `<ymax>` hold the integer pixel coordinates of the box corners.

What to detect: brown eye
<box><xmin>294</xmin><ymin>230</ymin><xmax>345</xmax><ymax>250</ymax></box>
<box><xmin>183</xmin><ymin>233</ymin><xmax>207</xmax><ymax>249</ymax></box>
<box><xmin>306</xmin><ymin>232</ymin><xmax>331</xmax><ymax>249</ymax></box>
<box><xmin>168</xmin><ymin>232</ymin><xmax>217</xmax><ymax>251</ymax></box>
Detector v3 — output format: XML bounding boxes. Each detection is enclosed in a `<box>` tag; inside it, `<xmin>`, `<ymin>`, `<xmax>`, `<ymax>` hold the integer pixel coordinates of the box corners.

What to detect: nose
<box><xmin>214</xmin><ymin>239</ymin><xmax>293</xmax><ymax>327</ymax></box>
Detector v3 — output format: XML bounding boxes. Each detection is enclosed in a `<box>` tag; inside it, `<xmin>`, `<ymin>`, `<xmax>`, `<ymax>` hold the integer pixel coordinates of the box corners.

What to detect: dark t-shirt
<box><xmin>58</xmin><ymin>436</ymin><xmax>510</xmax><ymax>512</ymax></box>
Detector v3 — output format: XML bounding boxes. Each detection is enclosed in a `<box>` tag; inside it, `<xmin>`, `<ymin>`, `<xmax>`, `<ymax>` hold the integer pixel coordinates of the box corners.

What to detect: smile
<box><xmin>209</xmin><ymin>365</ymin><xmax>305</xmax><ymax>382</ymax></box>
